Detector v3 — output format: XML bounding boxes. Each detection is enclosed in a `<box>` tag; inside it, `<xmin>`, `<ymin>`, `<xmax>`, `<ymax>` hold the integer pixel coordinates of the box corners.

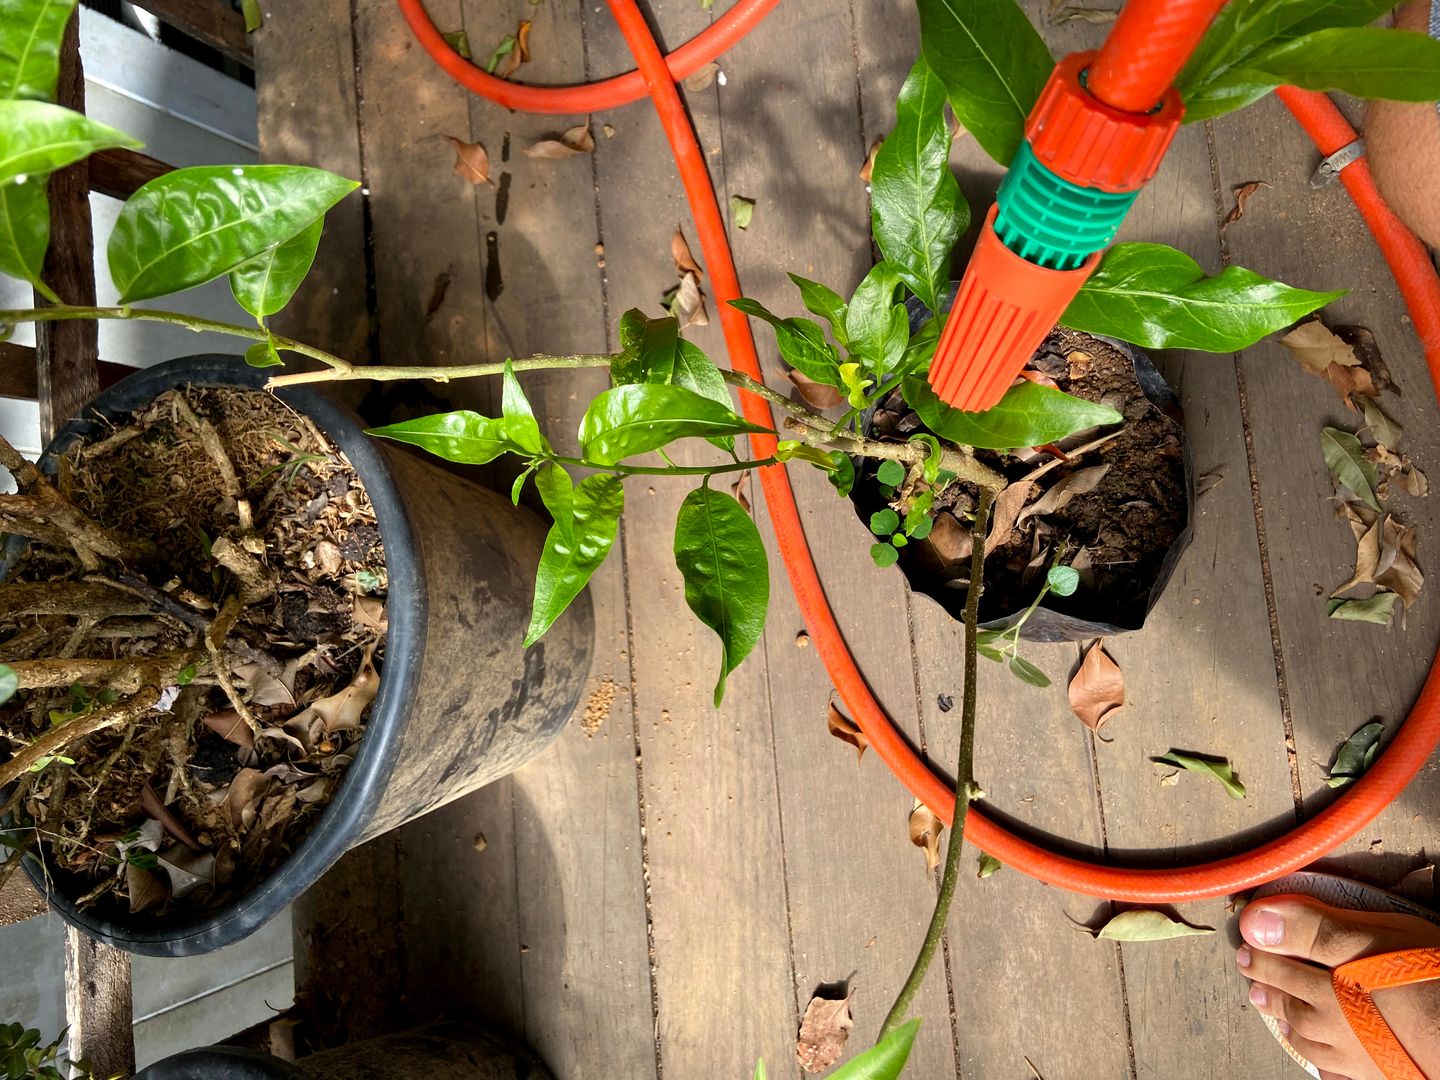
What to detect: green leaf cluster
<box><xmin>975</xmin><ymin>558</ymin><xmax>1078</xmax><ymax>687</ymax></box>
<box><xmin>0</xmin><ymin>1023</ymin><xmax>103</xmax><ymax>1080</ymax></box>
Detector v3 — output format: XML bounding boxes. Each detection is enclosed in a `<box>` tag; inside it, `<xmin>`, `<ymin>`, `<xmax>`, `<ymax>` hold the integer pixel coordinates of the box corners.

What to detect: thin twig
<box><xmin>171</xmin><ymin>391</ymin><xmax>252</xmax><ymax>531</ymax></box>
<box><xmin>205</xmin><ymin>597</ymin><xmax>261</xmax><ymax>735</ymax></box>
<box><xmin>0</xmin><ymin>686</ymin><xmax>161</xmax><ymax>790</ymax></box>
<box><xmin>782</xmin><ymin>415</ymin><xmax>1006</xmax><ymax>492</ymax></box>
<box><xmin>8</xmin><ymin>652</ymin><xmax>197</xmax><ymax>693</ymax></box>
<box><xmin>880</xmin><ymin>486</ymin><xmax>994</xmax><ymax>1039</ymax></box>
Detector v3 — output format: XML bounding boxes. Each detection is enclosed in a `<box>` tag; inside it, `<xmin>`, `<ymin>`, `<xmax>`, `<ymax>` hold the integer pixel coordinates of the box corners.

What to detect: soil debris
<box><xmin>581</xmin><ymin>677</ymin><xmax>618</xmax><ymax>736</ymax></box>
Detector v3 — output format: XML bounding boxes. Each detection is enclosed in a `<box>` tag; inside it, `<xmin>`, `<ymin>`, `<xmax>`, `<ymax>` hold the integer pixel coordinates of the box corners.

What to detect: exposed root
<box><xmin>8</xmin><ymin>652</ymin><xmax>198</xmax><ymax>693</ymax></box>
<box><xmin>0</xmin><ymin>581</ymin><xmax>149</xmax><ymax>618</ymax></box>
<box><xmin>205</xmin><ymin>598</ymin><xmax>262</xmax><ymax>736</ymax></box>
<box><xmin>211</xmin><ymin>537</ymin><xmax>278</xmax><ymax>604</ymax></box>
<box><xmin>172</xmin><ymin>391</ymin><xmax>253</xmax><ymax>532</ymax></box>
<box><xmin>0</xmin><ymin>685</ymin><xmax>161</xmax><ymax>790</ymax></box>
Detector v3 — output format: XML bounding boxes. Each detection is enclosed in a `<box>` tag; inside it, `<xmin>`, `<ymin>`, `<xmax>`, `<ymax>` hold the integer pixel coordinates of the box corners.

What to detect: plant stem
<box><xmin>551</xmin><ymin>455</ymin><xmax>776</xmax><ymax>478</ymax></box>
<box><xmin>0</xmin><ymin>686</ymin><xmax>161</xmax><ymax>791</ymax></box>
<box><xmin>267</xmin><ymin>353</ymin><xmax>617</xmax><ymax>387</ymax></box>
<box><xmin>879</xmin><ymin>485</ymin><xmax>995</xmax><ymax>1040</ymax></box>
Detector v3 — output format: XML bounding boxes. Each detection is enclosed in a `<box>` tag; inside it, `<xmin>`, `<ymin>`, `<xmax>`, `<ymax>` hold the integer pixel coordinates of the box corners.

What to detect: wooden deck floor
<box><xmin>252</xmin><ymin>2</ymin><xmax>1440</xmax><ymax>1077</ymax></box>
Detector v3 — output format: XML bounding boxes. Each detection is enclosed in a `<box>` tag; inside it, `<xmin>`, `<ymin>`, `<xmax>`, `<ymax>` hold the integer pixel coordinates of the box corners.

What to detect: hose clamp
<box><xmin>1310</xmin><ymin>138</ymin><xmax>1366</xmax><ymax>188</ymax></box>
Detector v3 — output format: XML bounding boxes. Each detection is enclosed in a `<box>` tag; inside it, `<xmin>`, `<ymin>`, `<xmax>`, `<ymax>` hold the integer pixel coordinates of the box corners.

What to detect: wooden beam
<box><xmin>89</xmin><ymin>147</ymin><xmax>173</xmax><ymax>201</ymax></box>
<box><xmin>127</xmin><ymin>0</ymin><xmax>253</xmax><ymax>67</ymax></box>
<box><xmin>35</xmin><ymin>17</ymin><xmax>99</xmax><ymax>443</ymax></box>
<box><xmin>1</xmin><ymin>342</ymin><xmax>133</xmax><ymax>402</ymax></box>
<box><xmin>64</xmin><ymin>928</ymin><xmax>134</xmax><ymax>1079</ymax></box>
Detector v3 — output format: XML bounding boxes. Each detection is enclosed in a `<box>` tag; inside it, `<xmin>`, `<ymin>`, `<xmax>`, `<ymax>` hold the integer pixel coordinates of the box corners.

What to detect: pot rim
<box><xmin>2</xmin><ymin>354</ymin><xmax>425</xmax><ymax>954</ymax></box>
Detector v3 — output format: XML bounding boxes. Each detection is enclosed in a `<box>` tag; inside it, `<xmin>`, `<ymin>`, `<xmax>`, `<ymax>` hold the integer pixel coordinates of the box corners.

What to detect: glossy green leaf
<box><xmin>501</xmin><ymin>359</ymin><xmax>549</xmax><ymax>455</ymax></box>
<box><xmin>0</xmin><ymin>100</ymin><xmax>140</xmax><ymax>186</ymax></box>
<box><xmin>827</xmin><ymin>1018</ymin><xmax>920</xmax><ymax>1080</ymax></box>
<box><xmin>871</xmin><ymin>542</ymin><xmax>899</xmax><ymax>568</ymax></box>
<box><xmin>1321</xmin><ymin>426</ymin><xmax>1380</xmax><ymax>511</ymax></box>
<box><xmin>0</xmin><ymin>175</ymin><xmax>51</xmax><ymax>295</ymax></box>
<box><xmin>828</xmin><ymin>452</ymin><xmax>855</xmax><ymax>497</ymax></box>
<box><xmin>774</xmin><ymin>440</ymin><xmax>837</xmax><ymax>469</ymax></box>
<box><xmin>871</xmin><ymin>55</ymin><xmax>966</xmax><ymax>314</ymax></box>
<box><xmin>674</xmin><ymin>339</ymin><xmax>736</xmax><ymax>455</ymax></box>
<box><xmin>1047</xmin><ymin>565</ymin><xmax>1080</xmax><ymax>597</ymax></box>
<box><xmin>1154</xmin><ymin>750</ymin><xmax>1246</xmax><ymax>799</ymax></box>
<box><xmin>0</xmin><ymin>0</ymin><xmax>77</xmax><ymax>101</ymax></box>
<box><xmin>0</xmin><ymin>662</ymin><xmax>16</xmax><ymax>706</ymax></box>
<box><xmin>1062</xmin><ymin>243</ymin><xmax>1343</xmax><ymax>352</ymax></box>
<box><xmin>240</xmin><ymin>0</ymin><xmax>261</xmax><ymax>31</ymax></box>
<box><xmin>1325</xmin><ymin>720</ymin><xmax>1385</xmax><ymax>787</ymax></box>
<box><xmin>526</xmin><ymin>474</ymin><xmax>624</xmax><ymax>647</ymax></box>
<box><xmin>1178</xmin><ymin>0</ymin><xmax>1394</xmax><ymax>108</ymax></box>
<box><xmin>108</xmin><ymin>164</ymin><xmax>358</xmax><ymax>303</ymax></box>
<box><xmin>1008</xmin><ymin>655</ymin><xmax>1051</xmax><ymax>688</ymax></box>
<box><xmin>510</xmin><ymin>464</ymin><xmax>534</xmax><ymax>505</ymax></box>
<box><xmin>978</xmin><ymin>853</ymin><xmax>1003</xmax><ymax>878</ymax></box>
<box><xmin>876</xmin><ymin>460</ymin><xmax>905</xmax><ymax>486</ymax></box>
<box><xmin>1095</xmin><ymin>909</ymin><xmax>1215</xmax><ymax>941</ymax></box>
<box><xmin>787</xmin><ymin>272</ymin><xmax>848</xmax><ymax>346</ymax></box>
<box><xmin>870</xmin><ymin>508</ymin><xmax>899</xmax><ymax>536</ymax></box>
<box><xmin>900</xmin><ymin>316</ymin><xmax>940</xmax><ymax>377</ymax></box>
<box><xmin>640</xmin><ymin>316</ymin><xmax>679</xmax><ymax>384</ymax></box>
<box><xmin>916</xmin><ymin>0</ymin><xmax>1053</xmax><ymax>165</ymax></box>
<box><xmin>838</xmin><ymin>362</ymin><xmax>872</xmax><ymax>408</ymax></box>
<box><xmin>844</xmin><ymin>262</ymin><xmax>907</xmax><ymax>374</ymax></box>
<box><xmin>1326</xmin><ymin>592</ymin><xmax>1398</xmax><ymax>625</ymax></box>
<box><xmin>673</xmin><ymin>486</ymin><xmax>769</xmax><ymax>706</ymax></box>
<box><xmin>730</xmin><ymin>195</ymin><xmax>754</xmax><ymax>230</ymax></box>
<box><xmin>903</xmin><ymin>377</ymin><xmax>1122</xmax><ymax>451</ymax></box>
<box><xmin>610</xmin><ymin>308</ymin><xmax>650</xmax><ymax>386</ymax></box>
<box><xmin>578</xmin><ymin>384</ymin><xmax>768</xmax><ymax>466</ymax></box>
<box><xmin>534</xmin><ymin>462</ymin><xmax>574</xmax><ymax>543</ymax></box>
<box><xmin>367</xmin><ymin>410</ymin><xmax>531</xmax><ymax>465</ymax></box>
<box><xmin>244</xmin><ymin>338</ymin><xmax>282</xmax><ymax>368</ymax></box>
<box><xmin>228</xmin><ymin>215</ymin><xmax>324</xmax><ymax>321</ymax></box>
<box><xmin>753</xmin><ymin>1061</ymin><xmax>767</xmax><ymax>1080</ymax></box>
<box><xmin>729</xmin><ymin>297</ymin><xmax>843</xmax><ymax>387</ymax></box>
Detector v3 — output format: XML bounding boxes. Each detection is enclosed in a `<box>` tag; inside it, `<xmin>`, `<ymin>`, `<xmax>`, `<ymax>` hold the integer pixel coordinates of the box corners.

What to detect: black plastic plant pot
<box><xmin>1</xmin><ymin>355</ymin><xmax>593</xmax><ymax>955</ymax></box>
<box><xmin>135</xmin><ymin>1022</ymin><xmax>554</xmax><ymax>1079</ymax></box>
<box><xmin>850</xmin><ymin>332</ymin><xmax>1195</xmax><ymax>641</ymax></box>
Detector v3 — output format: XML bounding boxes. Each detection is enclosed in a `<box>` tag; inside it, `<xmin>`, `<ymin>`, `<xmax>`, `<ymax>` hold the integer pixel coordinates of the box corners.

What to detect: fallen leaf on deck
<box><xmin>1375</xmin><ymin>517</ymin><xmax>1423</xmax><ymax>609</ymax></box>
<box><xmin>731</xmin><ymin>195</ymin><xmax>756</xmax><ymax>230</ymax></box>
<box><xmin>441</xmin><ymin>30</ymin><xmax>471</xmax><ymax>59</ymax></box>
<box><xmin>909</xmin><ymin>799</ymin><xmax>943</xmax><ymax>873</ymax></box>
<box><xmin>672</xmin><ymin>227</ymin><xmax>704</xmax><ymax>279</ymax></box>
<box><xmin>524</xmin><ymin>120</ymin><xmax>594</xmax><ymax>159</ymax></box>
<box><xmin>1325</xmin><ymin>721</ymin><xmax>1384</xmax><ymax>787</ymax></box>
<box><xmin>1327</xmin><ymin>591</ymin><xmax>1399</xmax><ymax>625</ymax></box>
<box><xmin>1281</xmin><ymin>319</ymin><xmax>1359</xmax><ymax>375</ymax></box>
<box><xmin>1360</xmin><ymin>399</ymin><xmax>1403</xmax><ymax>448</ymax></box>
<box><xmin>203</xmin><ymin>709</ymin><xmax>255</xmax><ymax>750</ymax></box>
<box><xmin>1397</xmin><ymin>864</ymin><xmax>1435</xmax><ymax>903</ymax></box>
<box><xmin>667</xmin><ymin>271</ymin><xmax>709</xmax><ymax>330</ymax></box>
<box><xmin>1153</xmin><ymin>751</ymin><xmax>1246</xmax><ymax>799</ymax></box>
<box><xmin>1068</xmin><ymin>640</ymin><xmax>1124</xmax><ymax>733</ymax></box>
<box><xmin>156</xmin><ymin>848</ymin><xmax>215</xmax><ymax>899</ymax></box>
<box><xmin>796</xmin><ymin>989</ymin><xmax>854</xmax><ymax>1073</ymax></box>
<box><xmin>221</xmin><ymin>768</ymin><xmax>272</xmax><ymax>830</ymax></box>
<box><xmin>683</xmin><ymin>62</ymin><xmax>720</xmax><ymax>92</ymax></box>
<box><xmin>126</xmin><ymin>863</ymin><xmax>167</xmax><ymax>913</ymax></box>
<box><xmin>1334</xmin><ymin>514</ymin><xmax>1383</xmax><ymax>595</ymax></box>
<box><xmin>1017</xmin><ymin>465</ymin><xmax>1109</xmax><ymax>525</ymax></box>
<box><xmin>1092</xmin><ymin>909</ymin><xmax>1214</xmax><ymax>941</ymax></box>
<box><xmin>602</xmin><ymin>122</ymin><xmax>617</xmax><ymax>138</ymax></box>
<box><xmin>1335</xmin><ymin>325</ymin><xmax>1394</xmax><ymax>394</ymax></box>
<box><xmin>1158</xmin><ymin>770</ymin><xmax>1179</xmax><ymax>787</ymax></box>
<box><xmin>483</xmin><ymin>35</ymin><xmax>516</xmax><ymax>75</ymax></box>
<box><xmin>978</xmin><ymin>853</ymin><xmax>1003</xmax><ymax>879</ymax></box>
<box><xmin>826</xmin><ymin>701</ymin><xmax>867</xmax><ymax>763</ymax></box>
<box><xmin>985</xmin><ymin>481</ymin><xmax>1037</xmax><ymax>555</ymax></box>
<box><xmin>1321</xmin><ymin>427</ymin><xmax>1381</xmax><ymax>511</ymax></box>
<box><xmin>1407</xmin><ymin>466</ymin><xmax>1430</xmax><ymax>497</ymax></box>
<box><xmin>1222</xmin><ymin>180</ymin><xmax>1270</xmax><ymax>226</ymax></box>
<box><xmin>786</xmin><ymin>370</ymin><xmax>845</xmax><ymax>410</ymax></box>
<box><xmin>141</xmin><ymin>783</ymin><xmax>202</xmax><ymax>850</ymax></box>
<box><xmin>497</xmin><ymin>19</ymin><xmax>532</xmax><ymax>79</ymax></box>
<box><xmin>859</xmin><ymin>137</ymin><xmax>883</xmax><ymax>183</ymax></box>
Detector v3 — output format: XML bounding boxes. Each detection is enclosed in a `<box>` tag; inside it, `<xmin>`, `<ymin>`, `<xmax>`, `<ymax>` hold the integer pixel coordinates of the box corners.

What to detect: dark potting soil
<box><xmin>866</xmin><ymin>329</ymin><xmax>1188</xmax><ymax>626</ymax></box>
<box><xmin>0</xmin><ymin>386</ymin><xmax>387</xmax><ymax>920</ymax></box>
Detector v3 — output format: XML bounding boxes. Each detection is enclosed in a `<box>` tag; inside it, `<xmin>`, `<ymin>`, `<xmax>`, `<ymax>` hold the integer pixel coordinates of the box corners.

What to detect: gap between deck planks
<box><xmin>248</xmin><ymin>1</ymin><xmax>1440</xmax><ymax>1078</ymax></box>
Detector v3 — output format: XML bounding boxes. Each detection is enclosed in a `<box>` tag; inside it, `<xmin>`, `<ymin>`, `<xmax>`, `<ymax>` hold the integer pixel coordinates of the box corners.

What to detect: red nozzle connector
<box><xmin>928</xmin><ymin>205</ymin><xmax>1101</xmax><ymax>412</ymax></box>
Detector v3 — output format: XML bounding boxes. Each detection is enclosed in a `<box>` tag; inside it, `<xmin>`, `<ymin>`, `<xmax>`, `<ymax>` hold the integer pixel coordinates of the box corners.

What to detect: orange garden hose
<box><xmin>401</xmin><ymin>0</ymin><xmax>1440</xmax><ymax>902</ymax></box>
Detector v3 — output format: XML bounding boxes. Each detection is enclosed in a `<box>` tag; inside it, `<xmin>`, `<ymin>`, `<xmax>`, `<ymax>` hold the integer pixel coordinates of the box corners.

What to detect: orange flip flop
<box><xmin>1249</xmin><ymin>871</ymin><xmax>1440</xmax><ymax>1079</ymax></box>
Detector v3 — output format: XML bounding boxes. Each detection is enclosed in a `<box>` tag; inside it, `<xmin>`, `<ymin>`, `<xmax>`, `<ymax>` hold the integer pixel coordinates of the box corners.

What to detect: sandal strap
<box><xmin>1332</xmin><ymin>947</ymin><xmax>1440</xmax><ymax>1080</ymax></box>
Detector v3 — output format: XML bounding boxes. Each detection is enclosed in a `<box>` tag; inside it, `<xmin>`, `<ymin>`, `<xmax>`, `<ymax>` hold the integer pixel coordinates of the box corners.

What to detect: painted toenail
<box><xmin>1252</xmin><ymin>909</ymin><xmax>1284</xmax><ymax>946</ymax></box>
<box><xmin>1249</xmin><ymin>984</ymin><xmax>1267</xmax><ymax>1007</ymax></box>
<box><xmin>1236</xmin><ymin>947</ymin><xmax>1251</xmax><ymax>968</ymax></box>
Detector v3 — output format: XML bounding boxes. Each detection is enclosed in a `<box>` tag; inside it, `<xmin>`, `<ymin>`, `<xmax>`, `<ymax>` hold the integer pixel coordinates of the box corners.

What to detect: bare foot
<box><xmin>1238</xmin><ymin>895</ymin><xmax>1440</xmax><ymax>1080</ymax></box>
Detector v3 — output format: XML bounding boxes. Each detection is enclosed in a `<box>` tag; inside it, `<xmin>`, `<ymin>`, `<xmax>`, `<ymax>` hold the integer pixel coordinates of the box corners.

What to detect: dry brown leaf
<box><xmin>826</xmin><ymin>701</ymin><xmax>867</xmax><ymax>763</ymax></box>
<box><xmin>1340</xmin><ymin>501</ymin><xmax>1379</xmax><ymax>544</ymax></box>
<box><xmin>1068</xmin><ymin>641</ymin><xmax>1124</xmax><ymax>733</ymax></box>
<box><xmin>1326</xmin><ymin>363</ymin><xmax>1378</xmax><ymax>411</ymax></box>
<box><xmin>796</xmin><ymin>990</ymin><xmax>855</xmax><ymax>1073</ymax></box>
<box><xmin>352</xmin><ymin>593</ymin><xmax>388</xmax><ymax>631</ymax></box>
<box><xmin>786</xmin><ymin>369</ymin><xmax>845</xmax><ymax>410</ymax></box>
<box><xmin>126</xmin><ymin>862</ymin><xmax>167</xmax><ymax>913</ymax></box>
<box><xmin>1017</xmin><ymin>465</ymin><xmax>1110</xmax><ymax>525</ymax></box>
<box><xmin>444</xmin><ymin>135</ymin><xmax>490</xmax><ymax>185</ymax></box>
<box><xmin>1397</xmin><ymin>864</ymin><xmax>1435</xmax><ymax>903</ymax></box>
<box><xmin>1280</xmin><ymin>319</ymin><xmax>1359</xmax><ymax>375</ymax></box>
<box><xmin>985</xmin><ymin>481</ymin><xmax>1037</xmax><ymax>555</ymax></box>
<box><xmin>156</xmin><ymin>848</ymin><xmax>215</xmax><ymax>899</ymax></box>
<box><xmin>234</xmin><ymin>661</ymin><xmax>296</xmax><ymax>708</ymax></box>
<box><xmin>1335</xmin><ymin>325</ymin><xmax>1394</xmax><ymax>394</ymax></box>
<box><xmin>1406</xmin><ymin>465</ymin><xmax>1429</xmax><ymax>497</ymax></box>
<box><xmin>524</xmin><ymin>120</ymin><xmax>594</xmax><ymax>160</ymax></box>
<box><xmin>1374</xmin><ymin>517</ymin><xmax>1423</xmax><ymax>609</ymax></box>
<box><xmin>221</xmin><ymin>767</ymin><xmax>272</xmax><ymax>830</ymax></box>
<box><xmin>930</xmin><ymin>511</ymin><xmax>973</xmax><ymax>565</ymax></box>
<box><xmin>602</xmin><ymin>122</ymin><xmax>616</xmax><ymax>139</ymax></box>
<box><xmin>671</xmin><ymin>271</ymin><xmax>709</xmax><ymax>330</ymax></box>
<box><xmin>1334</xmin><ymin>513</ymin><xmax>1384</xmax><ymax>595</ymax></box>
<box><xmin>202</xmin><ymin>709</ymin><xmax>255</xmax><ymax>751</ymax></box>
<box><xmin>908</xmin><ymin>799</ymin><xmax>943</xmax><ymax>873</ymax></box>
<box><xmin>1360</xmin><ymin>398</ymin><xmax>1403</xmax><ymax>448</ymax></box>
<box><xmin>303</xmin><ymin>649</ymin><xmax>380</xmax><ymax>734</ymax></box>
<box><xmin>497</xmin><ymin>18</ymin><xmax>531</xmax><ymax>77</ymax></box>
<box><xmin>1222</xmin><ymin>180</ymin><xmax>1270</xmax><ymax>226</ymax></box>
<box><xmin>731</xmin><ymin>470</ymin><xmax>751</xmax><ymax>515</ymax></box>
<box><xmin>682</xmin><ymin>62</ymin><xmax>720</xmax><ymax>92</ymax></box>
<box><xmin>671</xmin><ymin>226</ymin><xmax>704</xmax><ymax>279</ymax></box>
<box><xmin>141</xmin><ymin>782</ymin><xmax>202</xmax><ymax>850</ymax></box>
<box><xmin>859</xmin><ymin>137</ymin><xmax>883</xmax><ymax>183</ymax></box>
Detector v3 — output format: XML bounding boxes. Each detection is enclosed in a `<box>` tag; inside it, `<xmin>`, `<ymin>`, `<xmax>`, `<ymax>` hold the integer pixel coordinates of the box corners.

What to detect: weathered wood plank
<box><xmin>714</xmin><ymin>0</ymin><xmax>957</xmax><ymax>1072</ymax></box>
<box><xmin>36</xmin><ymin>17</ymin><xmax>97</xmax><ymax>442</ymax></box>
<box><xmin>1211</xmin><ymin>94</ymin><xmax>1440</xmax><ymax>879</ymax></box>
<box><xmin>88</xmin><ymin>148</ymin><xmax>172</xmax><ymax>201</ymax></box>
<box><xmin>0</xmin><ymin>343</ymin><xmax>131</xmax><ymax>402</ymax></box>
<box><xmin>450</xmin><ymin>2</ymin><xmax>657</xmax><ymax>1075</ymax></box>
<box><xmin>581</xmin><ymin>3</ymin><xmax>797</xmax><ymax>1074</ymax></box>
<box><xmin>127</xmin><ymin>0</ymin><xmax>252</xmax><ymax>66</ymax></box>
<box><xmin>64</xmin><ymin>928</ymin><xmax>133</xmax><ymax>1079</ymax></box>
